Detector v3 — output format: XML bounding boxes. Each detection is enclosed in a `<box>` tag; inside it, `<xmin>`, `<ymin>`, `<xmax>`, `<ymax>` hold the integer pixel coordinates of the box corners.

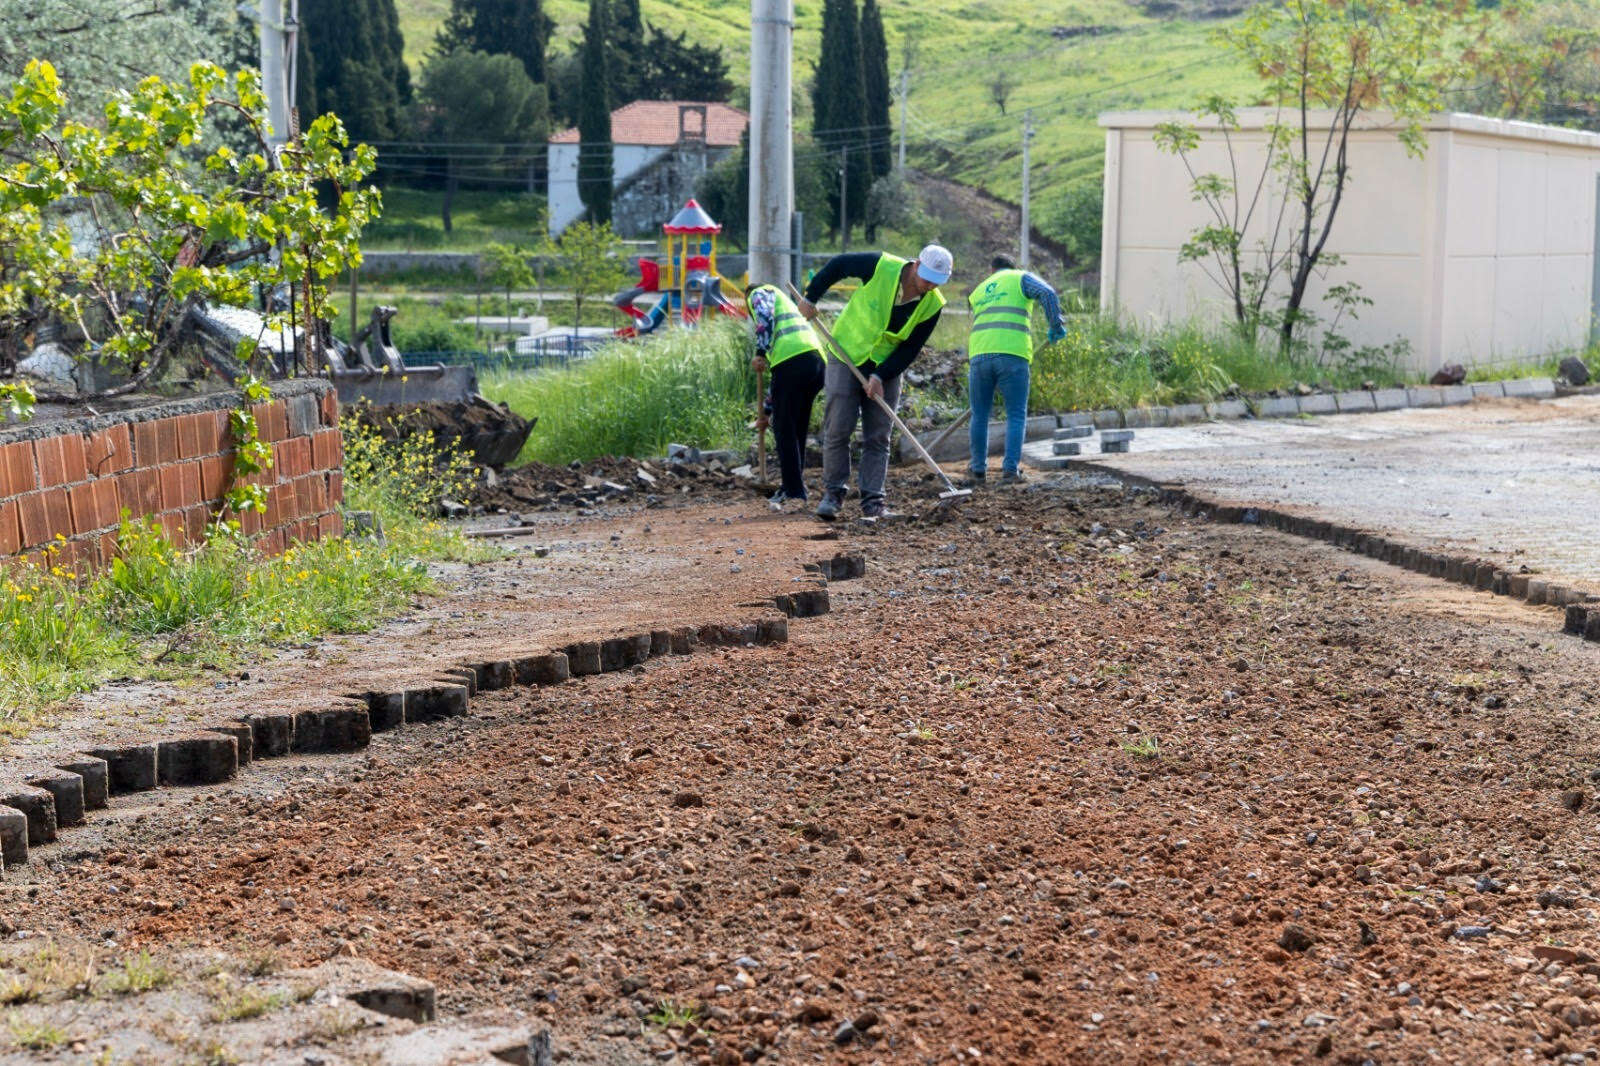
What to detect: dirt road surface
<box><xmin>9</xmin><ymin>477</ymin><xmax>1600</xmax><ymax>1064</ymax></box>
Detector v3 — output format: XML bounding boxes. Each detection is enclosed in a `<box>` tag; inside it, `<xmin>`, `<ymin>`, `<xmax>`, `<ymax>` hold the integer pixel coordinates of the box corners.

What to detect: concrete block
<box><xmin>1492</xmin><ymin>570</ymin><xmax>1510</xmax><ymax>595</ymax></box>
<box><xmin>294</xmin><ymin>706</ymin><xmax>372</xmax><ymax>752</ymax></box>
<box><xmin>1298</xmin><ymin>393</ymin><xmax>1336</xmax><ymax>415</ymax></box>
<box><xmin>1565</xmin><ymin>604</ymin><xmax>1590</xmax><ymax>635</ymax></box>
<box><xmin>1471</xmin><ymin>381</ymin><xmax>1506</xmax><ymax>399</ymax></box>
<box><xmin>1168</xmin><ymin>402</ymin><xmax>1208</xmax><ymax>424</ymax></box>
<box><xmin>1406</xmin><ymin>386</ymin><xmax>1444</xmax><ymax>408</ymax></box>
<box><xmin>26</xmin><ymin>768</ymin><xmax>85</xmax><ymax>829</ymax></box>
<box><xmin>56</xmin><ymin>756</ymin><xmax>108</xmax><ymax>811</ymax></box>
<box><xmin>1474</xmin><ymin>564</ymin><xmax>1497</xmax><ymax>591</ymax></box>
<box><xmin>404</xmin><ymin>685</ymin><xmax>468</xmax><ymax>723</ymax></box>
<box><xmin>1100</xmin><ymin>429</ymin><xmax>1134</xmax><ymax>443</ymax></box>
<box><xmin>1205</xmin><ymin>399</ymin><xmax>1249</xmax><ymax>421</ymax></box>
<box><xmin>1052</xmin><ymin>441</ymin><xmax>1081</xmax><ymax>456</ymax></box>
<box><xmin>1255</xmin><ymin>396</ymin><xmax>1300</xmax><ymax>419</ymax></box>
<box><xmin>1334</xmin><ymin>390</ymin><xmax>1376</xmax><ymax>413</ymax></box>
<box><xmin>1550</xmin><ymin>585</ymin><xmax>1578</xmax><ymax>607</ymax></box>
<box><xmin>1092</xmin><ymin>409</ymin><xmax>1124</xmax><ymax>430</ymax></box>
<box><xmin>357</xmin><ymin>691</ymin><xmax>406</xmax><ymax>732</ymax></box>
<box><xmin>204</xmin><ymin>722</ymin><xmax>254</xmax><ymax>764</ymax></box>
<box><xmin>1372</xmin><ymin>388</ymin><xmax>1408</xmax><ymax>411</ymax></box>
<box><xmin>1123</xmin><ymin>406</ymin><xmax>1169</xmax><ymax>428</ymax></box>
<box><xmin>1100</xmin><ymin>440</ymin><xmax>1130</xmax><ymax>453</ymax></box>
<box><xmin>1053</xmin><ymin>425</ymin><xmax>1093</xmax><ymax>440</ymax></box>
<box><xmin>627</xmin><ymin>632</ymin><xmax>653</xmax><ymax>664</ymax></box>
<box><xmin>443</xmin><ymin>668</ymin><xmax>477</xmax><ymax>699</ymax></box>
<box><xmin>598</xmin><ymin>637</ymin><xmax>631</xmax><ymax>672</ymax></box>
<box><xmin>1587</xmin><ymin>613</ymin><xmax>1600</xmax><ymax>643</ymax></box>
<box><xmin>1444</xmin><ymin>557</ymin><xmax>1464</xmax><ymax>582</ymax></box>
<box><xmin>1504</xmin><ymin>377</ymin><xmax>1556</xmax><ymax>399</ymax></box>
<box><xmin>318</xmin><ymin>958</ymin><xmax>437</xmax><ymax>1023</ymax></box>
<box><xmin>1024</xmin><ymin>415</ymin><xmax>1057</xmax><ymax>439</ymax></box>
<box><xmin>756</xmin><ymin>617</ymin><xmax>789</xmax><ymax>644</ymax></box>
<box><xmin>773</xmin><ymin>593</ymin><xmax>797</xmax><ymax>616</ymax></box>
<box><xmin>791</xmin><ymin>588</ymin><xmax>831</xmax><ymax>617</ymax></box>
<box><xmin>84</xmin><ymin>742</ymin><xmax>158</xmax><ymax>795</ymax></box>
<box><xmin>563</xmin><ymin>641</ymin><xmax>602</xmax><ymax>676</ymax></box>
<box><xmin>1439</xmin><ymin>384</ymin><xmax>1474</xmax><ymax>405</ymax></box>
<box><xmin>1026</xmin><ymin>454</ymin><xmax>1075</xmax><ymax>471</ymax></box>
<box><xmin>1508</xmin><ymin>573</ymin><xmax>1530</xmax><ymax>599</ymax></box>
<box><xmin>469</xmin><ymin>661</ymin><xmax>515</xmax><ymax>692</ymax></box>
<box><xmin>248</xmin><ymin>713</ymin><xmax>296</xmax><ymax>757</ymax></box>
<box><xmin>157</xmin><ymin>732</ymin><xmax>239</xmax><ymax>786</ymax></box>
<box><xmin>649</xmin><ymin>630</ymin><xmax>672</xmax><ymax>657</ymax></box>
<box><xmin>513</xmin><ymin>652</ymin><xmax>570</xmax><ymax>685</ymax></box>
<box><xmin>669</xmin><ymin>628</ymin><xmax>694</xmax><ymax>654</ymax></box>
<box><xmin>0</xmin><ymin>807</ymin><xmax>26</xmax><ymax>867</ymax></box>
<box><xmin>1057</xmin><ymin>411</ymin><xmax>1095</xmax><ymax>428</ymax></box>
<box><xmin>1526</xmin><ymin>579</ymin><xmax>1549</xmax><ymax>605</ymax></box>
<box><xmin>826</xmin><ymin>552</ymin><xmax>865</xmax><ymax>580</ymax></box>
<box><xmin>0</xmin><ymin>785</ymin><xmax>57</xmax><ymax>845</ymax></box>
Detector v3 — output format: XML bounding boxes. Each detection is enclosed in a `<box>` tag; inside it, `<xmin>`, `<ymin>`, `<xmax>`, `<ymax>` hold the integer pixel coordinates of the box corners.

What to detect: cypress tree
<box><xmin>859</xmin><ymin>0</ymin><xmax>891</xmax><ymax>182</ymax></box>
<box><xmin>298</xmin><ymin>0</ymin><xmax>409</xmax><ymax>142</ymax></box>
<box><xmin>811</xmin><ymin>0</ymin><xmax>866</xmax><ymax>237</ymax></box>
<box><xmin>610</xmin><ymin>0</ymin><xmax>644</xmax><ymax>104</ymax></box>
<box><xmin>436</xmin><ymin>0</ymin><xmax>552</xmax><ymax>85</ymax></box>
<box><xmin>577</xmin><ymin>0</ymin><xmax>613</xmax><ymax>224</ymax></box>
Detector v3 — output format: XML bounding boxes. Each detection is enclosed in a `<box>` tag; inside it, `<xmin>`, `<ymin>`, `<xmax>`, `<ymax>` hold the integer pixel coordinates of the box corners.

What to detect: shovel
<box><xmin>787</xmin><ymin>283</ymin><xmax>972</xmax><ymax>505</ymax></box>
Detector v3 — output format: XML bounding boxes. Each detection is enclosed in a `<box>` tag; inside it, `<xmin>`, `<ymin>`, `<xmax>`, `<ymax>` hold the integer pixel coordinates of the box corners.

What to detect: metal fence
<box><xmin>404</xmin><ymin>334</ymin><xmax>607</xmax><ymax>373</ymax></box>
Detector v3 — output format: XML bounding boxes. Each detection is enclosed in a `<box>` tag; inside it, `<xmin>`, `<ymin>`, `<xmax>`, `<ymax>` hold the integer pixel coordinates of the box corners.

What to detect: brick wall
<box><xmin>0</xmin><ymin>379</ymin><xmax>344</xmax><ymax>570</ymax></box>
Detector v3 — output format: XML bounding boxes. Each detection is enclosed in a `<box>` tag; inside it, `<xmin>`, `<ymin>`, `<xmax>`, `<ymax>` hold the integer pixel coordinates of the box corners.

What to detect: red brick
<box><xmin>184</xmin><ymin>505</ymin><xmax>212</xmax><ymax>545</ymax></box>
<box><xmin>175</xmin><ymin>413</ymin><xmax>203</xmax><ymax>460</ymax></box>
<box><xmin>84</xmin><ymin>424</ymin><xmax>134</xmax><ymax>476</ymax></box>
<box><xmin>197</xmin><ymin>410</ymin><xmax>227</xmax><ymax>456</ymax></box>
<box><xmin>68</xmin><ymin>480</ymin><xmax>119</xmax><ymax>535</ymax></box>
<box><xmin>199</xmin><ymin>455</ymin><xmax>231</xmax><ymax>501</ymax></box>
<box><xmin>158</xmin><ymin>511</ymin><xmax>185</xmax><ymax>544</ymax></box>
<box><xmin>16</xmin><ymin>487</ymin><xmax>70</xmax><ymax>549</ymax></box>
<box><xmin>293</xmin><ymin>477</ymin><xmax>315</xmax><ymax>515</ymax></box>
<box><xmin>1</xmin><ymin>440</ymin><xmax>38</xmax><ymax>496</ymax></box>
<box><xmin>236</xmin><ymin>507</ymin><xmax>263</xmax><ymax>536</ymax></box>
<box><xmin>252</xmin><ymin>402</ymin><xmax>288</xmax><ymax>443</ymax></box>
<box><xmin>33</xmin><ymin>435</ymin><xmax>79</xmax><ymax>488</ymax></box>
<box><xmin>259</xmin><ymin>528</ymin><xmax>285</xmax><ymax>557</ymax></box>
<box><xmin>135</xmin><ymin>419</ymin><xmax>180</xmax><ymax>466</ymax></box>
<box><xmin>328</xmin><ymin>471</ymin><xmax>344</xmax><ymax>506</ymax></box>
<box><xmin>316</xmin><ymin>512</ymin><xmax>344</xmax><ymax>540</ymax></box>
<box><xmin>319</xmin><ymin>390</ymin><xmax>339</xmax><ymax>426</ymax></box>
<box><xmin>116</xmin><ymin>469</ymin><xmax>160</xmax><ymax>520</ymax></box>
<box><xmin>0</xmin><ymin>498</ymin><xmax>20</xmax><ymax>555</ymax></box>
<box><xmin>309</xmin><ymin>429</ymin><xmax>342</xmax><ymax>471</ymax></box>
<box><xmin>158</xmin><ymin>462</ymin><xmax>203</xmax><ymax>511</ymax></box>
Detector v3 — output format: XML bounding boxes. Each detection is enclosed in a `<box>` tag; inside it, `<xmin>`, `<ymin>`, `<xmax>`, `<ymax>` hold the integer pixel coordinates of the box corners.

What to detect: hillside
<box><xmin>394</xmin><ymin>0</ymin><xmax>1258</xmax><ymax>243</ymax></box>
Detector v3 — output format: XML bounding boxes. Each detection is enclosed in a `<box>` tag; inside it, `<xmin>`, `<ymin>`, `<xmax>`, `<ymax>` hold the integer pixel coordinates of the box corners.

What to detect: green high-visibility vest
<box><xmin>747</xmin><ymin>284</ymin><xmax>820</xmax><ymax>367</ymax></box>
<box><xmin>967</xmin><ymin>269</ymin><xmax>1034</xmax><ymax>361</ymax></box>
<box><xmin>831</xmin><ymin>254</ymin><xmax>946</xmax><ymax>367</ymax></box>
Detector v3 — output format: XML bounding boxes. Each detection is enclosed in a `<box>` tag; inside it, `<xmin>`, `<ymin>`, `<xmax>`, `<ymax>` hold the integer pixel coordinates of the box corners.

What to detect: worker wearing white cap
<box><xmin>796</xmin><ymin>244</ymin><xmax>950</xmax><ymax>521</ymax></box>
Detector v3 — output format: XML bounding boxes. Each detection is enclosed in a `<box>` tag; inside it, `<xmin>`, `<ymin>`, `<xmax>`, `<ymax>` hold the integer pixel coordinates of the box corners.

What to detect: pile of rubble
<box><xmin>472</xmin><ymin>446</ymin><xmax>767</xmax><ymax>516</ymax></box>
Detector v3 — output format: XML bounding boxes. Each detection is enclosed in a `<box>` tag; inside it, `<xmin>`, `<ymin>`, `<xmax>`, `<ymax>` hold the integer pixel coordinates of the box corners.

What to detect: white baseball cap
<box><xmin>916</xmin><ymin>244</ymin><xmax>953</xmax><ymax>285</ymax></box>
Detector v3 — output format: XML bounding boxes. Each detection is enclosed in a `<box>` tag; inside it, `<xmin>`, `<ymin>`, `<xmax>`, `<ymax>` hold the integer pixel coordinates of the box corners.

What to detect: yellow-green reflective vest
<box><xmin>747</xmin><ymin>284</ymin><xmax>820</xmax><ymax>367</ymax></box>
<box><xmin>967</xmin><ymin>269</ymin><xmax>1034</xmax><ymax>361</ymax></box>
<box><xmin>831</xmin><ymin>254</ymin><xmax>947</xmax><ymax>367</ymax></box>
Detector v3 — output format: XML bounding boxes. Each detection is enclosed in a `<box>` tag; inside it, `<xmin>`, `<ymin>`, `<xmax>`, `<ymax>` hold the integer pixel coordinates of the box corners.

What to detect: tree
<box><xmin>578</xmin><ymin>0</ymin><xmax>614</xmax><ymax>224</ymax></box>
<box><xmin>0</xmin><ymin>60</ymin><xmax>378</xmax><ymax>397</ymax></box>
<box><xmin>483</xmin><ymin>243</ymin><xmax>535</xmax><ymax>333</ymax></box>
<box><xmin>299</xmin><ymin>0</ymin><xmax>412</xmax><ymax>143</ymax></box>
<box><xmin>1154</xmin><ymin>0</ymin><xmax>1535</xmax><ymax>353</ymax></box>
<box><xmin>636</xmin><ymin>27</ymin><xmax>735</xmax><ymax>102</ymax></box>
<box><xmin>987</xmin><ymin>71</ymin><xmax>1016</xmax><ymax>116</ymax></box>
<box><xmin>417</xmin><ymin>49</ymin><xmax>549</xmax><ymax>233</ymax></box>
<box><xmin>1456</xmin><ymin>1</ymin><xmax>1600</xmax><ymax>131</ymax></box>
<box><xmin>548</xmin><ymin>222</ymin><xmax>628</xmax><ymax>338</ymax></box>
<box><xmin>436</xmin><ymin>0</ymin><xmax>553</xmax><ymax>85</ymax></box>
<box><xmin>610</xmin><ymin>0</ymin><xmax>646</xmax><ymax>104</ymax></box>
<box><xmin>859</xmin><ymin>0</ymin><xmax>892</xmax><ymax>183</ymax></box>
<box><xmin>812</xmin><ymin>0</ymin><xmax>867</xmax><ymax>238</ymax></box>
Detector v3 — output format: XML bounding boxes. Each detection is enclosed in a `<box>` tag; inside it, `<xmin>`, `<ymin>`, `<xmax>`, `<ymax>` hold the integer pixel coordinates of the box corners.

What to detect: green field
<box><xmin>394</xmin><ymin>0</ymin><xmax>1257</xmax><ymax>242</ymax></box>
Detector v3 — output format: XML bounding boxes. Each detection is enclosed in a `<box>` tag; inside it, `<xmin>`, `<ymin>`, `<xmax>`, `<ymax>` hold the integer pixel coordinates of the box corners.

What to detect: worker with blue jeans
<box><xmin>968</xmin><ymin>255</ymin><xmax>1066</xmax><ymax>483</ymax></box>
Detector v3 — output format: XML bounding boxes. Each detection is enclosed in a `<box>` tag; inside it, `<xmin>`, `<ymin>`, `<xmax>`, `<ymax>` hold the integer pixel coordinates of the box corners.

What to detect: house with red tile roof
<box><xmin>548</xmin><ymin>101</ymin><xmax>748</xmax><ymax>236</ymax></box>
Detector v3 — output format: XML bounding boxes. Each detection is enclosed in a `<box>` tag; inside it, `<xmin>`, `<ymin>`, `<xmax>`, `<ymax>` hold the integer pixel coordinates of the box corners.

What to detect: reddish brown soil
<box><xmin>16</xmin><ymin>482</ymin><xmax>1600</xmax><ymax>1065</ymax></box>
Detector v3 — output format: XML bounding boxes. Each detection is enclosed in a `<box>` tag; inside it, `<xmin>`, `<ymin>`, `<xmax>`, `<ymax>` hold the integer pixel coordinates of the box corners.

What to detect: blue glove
<box><xmin>1047</xmin><ymin>325</ymin><xmax>1067</xmax><ymax>344</ymax></box>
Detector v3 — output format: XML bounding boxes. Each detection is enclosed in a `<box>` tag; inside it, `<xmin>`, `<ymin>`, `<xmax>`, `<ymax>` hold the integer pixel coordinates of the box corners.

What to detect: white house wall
<box><xmin>547</xmin><ymin>144</ymin><xmax>671</xmax><ymax>236</ymax></box>
<box><xmin>1101</xmin><ymin>110</ymin><xmax>1600</xmax><ymax>371</ymax></box>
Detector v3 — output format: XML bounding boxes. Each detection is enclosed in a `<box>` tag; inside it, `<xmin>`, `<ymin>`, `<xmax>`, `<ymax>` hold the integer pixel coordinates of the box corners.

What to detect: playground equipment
<box><xmin>612</xmin><ymin>200</ymin><xmax>747</xmax><ymax>336</ymax></box>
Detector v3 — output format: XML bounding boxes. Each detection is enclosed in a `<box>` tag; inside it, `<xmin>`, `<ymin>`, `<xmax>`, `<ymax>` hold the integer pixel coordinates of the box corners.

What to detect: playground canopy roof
<box><xmin>663</xmin><ymin>199</ymin><xmax>721</xmax><ymax>234</ymax></box>
<box><xmin>550</xmin><ymin>101</ymin><xmax>748</xmax><ymax>147</ymax></box>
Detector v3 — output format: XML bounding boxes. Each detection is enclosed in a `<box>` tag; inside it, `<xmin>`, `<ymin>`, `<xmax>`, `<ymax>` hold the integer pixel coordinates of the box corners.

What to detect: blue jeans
<box><xmin>968</xmin><ymin>353</ymin><xmax>1031</xmax><ymax>476</ymax></box>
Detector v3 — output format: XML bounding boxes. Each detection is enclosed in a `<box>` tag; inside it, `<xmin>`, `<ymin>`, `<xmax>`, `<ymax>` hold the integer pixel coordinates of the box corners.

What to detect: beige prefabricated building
<box><xmin>1098</xmin><ymin>109</ymin><xmax>1600</xmax><ymax>370</ymax></box>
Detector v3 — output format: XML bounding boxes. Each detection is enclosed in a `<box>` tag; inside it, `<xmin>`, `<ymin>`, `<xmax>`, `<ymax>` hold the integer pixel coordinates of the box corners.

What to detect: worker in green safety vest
<box><xmin>796</xmin><ymin>244</ymin><xmax>951</xmax><ymax>522</ymax></box>
<box><xmin>966</xmin><ymin>255</ymin><xmax>1067</xmax><ymax>485</ymax></box>
<box><xmin>745</xmin><ymin>283</ymin><xmax>825</xmax><ymax>512</ymax></box>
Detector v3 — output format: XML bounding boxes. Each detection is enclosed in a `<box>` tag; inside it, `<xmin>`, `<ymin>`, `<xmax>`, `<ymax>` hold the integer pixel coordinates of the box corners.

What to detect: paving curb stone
<box><xmin>1145</xmin><ymin>482</ymin><xmax>1599</xmax><ymax>645</ymax></box>
<box><xmin>7</xmin><ymin>552</ymin><xmax>840</xmax><ymax>871</ymax></box>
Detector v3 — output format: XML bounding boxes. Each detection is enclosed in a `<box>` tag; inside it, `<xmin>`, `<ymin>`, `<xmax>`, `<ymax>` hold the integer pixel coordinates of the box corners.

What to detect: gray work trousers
<box><xmin>821</xmin><ymin>357</ymin><xmax>901</xmax><ymax>508</ymax></box>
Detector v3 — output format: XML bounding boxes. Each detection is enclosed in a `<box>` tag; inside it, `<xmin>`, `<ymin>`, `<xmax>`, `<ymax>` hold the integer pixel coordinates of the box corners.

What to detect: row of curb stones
<box><xmin>0</xmin><ymin>553</ymin><xmax>862</xmax><ymax>874</ymax></box>
<box><xmin>1156</xmin><ymin>487</ymin><xmax>1599</xmax><ymax>643</ymax></box>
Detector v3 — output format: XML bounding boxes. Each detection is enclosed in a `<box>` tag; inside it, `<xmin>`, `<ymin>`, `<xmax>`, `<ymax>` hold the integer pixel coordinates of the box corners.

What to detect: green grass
<box><xmin>482</xmin><ymin>318</ymin><xmax>756</xmax><ymax>465</ymax></box>
<box><xmin>646</xmin><ymin>998</ymin><xmax>701</xmax><ymax>1029</ymax></box>
<box><xmin>362</xmin><ymin>188</ymin><xmax>547</xmax><ymax>252</ymax></box>
<box><xmin>99</xmin><ymin>952</ymin><xmax>172</xmax><ymax>997</ymax></box>
<box><xmin>0</xmin><ymin>429</ymin><xmax>489</xmax><ymax>734</ymax></box>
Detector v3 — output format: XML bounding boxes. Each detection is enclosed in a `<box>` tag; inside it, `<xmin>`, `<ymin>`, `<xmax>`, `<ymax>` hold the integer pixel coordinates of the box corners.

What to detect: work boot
<box><xmin>1000</xmin><ymin>469</ymin><xmax>1027</xmax><ymax>486</ymax></box>
<box><xmin>859</xmin><ymin>500</ymin><xmax>898</xmax><ymax>522</ymax></box>
<box><xmin>815</xmin><ymin>491</ymin><xmax>843</xmax><ymax>521</ymax></box>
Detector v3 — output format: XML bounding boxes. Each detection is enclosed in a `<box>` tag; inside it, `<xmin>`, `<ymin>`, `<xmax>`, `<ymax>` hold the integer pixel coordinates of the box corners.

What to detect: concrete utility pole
<box><xmin>897</xmin><ymin>66</ymin><xmax>909</xmax><ymax>173</ymax></box>
<box><xmin>256</xmin><ymin>0</ymin><xmax>298</xmax><ymax>146</ymax></box>
<box><xmin>1020</xmin><ymin>110</ymin><xmax>1034</xmax><ymax>270</ymax></box>
<box><xmin>749</xmin><ymin>0</ymin><xmax>795</xmax><ymax>286</ymax></box>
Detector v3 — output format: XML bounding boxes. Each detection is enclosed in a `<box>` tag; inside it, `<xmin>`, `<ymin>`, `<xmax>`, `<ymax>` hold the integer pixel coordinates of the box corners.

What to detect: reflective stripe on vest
<box><xmin>831</xmin><ymin>253</ymin><xmax>947</xmax><ymax>366</ymax></box>
<box><xmin>967</xmin><ymin>269</ymin><xmax>1034</xmax><ymax>361</ymax></box>
<box><xmin>747</xmin><ymin>285</ymin><xmax>821</xmax><ymax>367</ymax></box>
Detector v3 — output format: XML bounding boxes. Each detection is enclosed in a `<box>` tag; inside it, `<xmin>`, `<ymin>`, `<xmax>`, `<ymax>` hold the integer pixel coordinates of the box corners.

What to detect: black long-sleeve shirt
<box><xmin>803</xmin><ymin>252</ymin><xmax>942</xmax><ymax>383</ymax></box>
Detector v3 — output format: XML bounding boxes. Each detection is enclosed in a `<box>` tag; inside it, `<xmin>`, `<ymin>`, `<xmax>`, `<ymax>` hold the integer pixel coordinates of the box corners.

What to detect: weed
<box><xmin>910</xmin><ymin>723</ymin><xmax>937</xmax><ymax>742</ymax></box>
<box><xmin>240</xmin><ymin>951</ymin><xmax>280</xmax><ymax>978</ymax></box>
<box><xmin>5</xmin><ymin>1013</ymin><xmax>66</xmax><ymax>1051</ymax></box>
<box><xmin>646</xmin><ymin>998</ymin><xmax>700</xmax><ymax>1028</ymax></box>
<box><xmin>100</xmin><ymin>950</ymin><xmax>172</xmax><ymax>995</ymax></box>
<box><xmin>189</xmin><ymin>1041</ymin><xmax>240</xmax><ymax>1066</ymax></box>
<box><xmin>208</xmin><ymin>976</ymin><xmax>289</xmax><ymax>1022</ymax></box>
<box><xmin>305</xmin><ymin>1005</ymin><xmax>366</xmax><ymax>1042</ymax></box>
<box><xmin>1120</xmin><ymin>735</ymin><xmax>1162</xmax><ymax>760</ymax></box>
